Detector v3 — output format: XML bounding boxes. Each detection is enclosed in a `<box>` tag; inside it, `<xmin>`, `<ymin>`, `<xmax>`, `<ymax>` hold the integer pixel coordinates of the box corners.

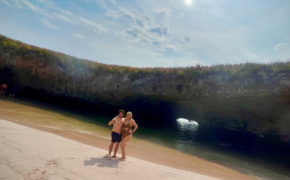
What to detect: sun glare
<box><xmin>185</xmin><ymin>0</ymin><xmax>192</xmax><ymax>5</ymax></box>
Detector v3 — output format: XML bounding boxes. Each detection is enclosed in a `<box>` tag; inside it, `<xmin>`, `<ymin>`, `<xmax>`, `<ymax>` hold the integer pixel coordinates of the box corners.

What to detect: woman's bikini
<box><xmin>121</xmin><ymin>120</ymin><xmax>132</xmax><ymax>140</ymax></box>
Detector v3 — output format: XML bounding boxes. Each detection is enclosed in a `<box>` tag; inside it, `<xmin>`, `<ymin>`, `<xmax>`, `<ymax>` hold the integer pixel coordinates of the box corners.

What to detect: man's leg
<box><xmin>112</xmin><ymin>142</ymin><xmax>120</xmax><ymax>158</ymax></box>
<box><xmin>108</xmin><ymin>142</ymin><xmax>114</xmax><ymax>156</ymax></box>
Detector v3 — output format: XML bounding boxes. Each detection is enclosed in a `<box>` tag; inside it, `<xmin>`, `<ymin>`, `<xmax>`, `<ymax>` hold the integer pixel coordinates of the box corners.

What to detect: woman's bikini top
<box><xmin>122</xmin><ymin>120</ymin><xmax>132</xmax><ymax>138</ymax></box>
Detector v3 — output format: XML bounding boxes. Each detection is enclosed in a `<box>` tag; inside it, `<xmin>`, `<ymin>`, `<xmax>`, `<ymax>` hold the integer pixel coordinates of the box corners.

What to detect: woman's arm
<box><xmin>131</xmin><ymin>120</ymin><xmax>138</xmax><ymax>133</ymax></box>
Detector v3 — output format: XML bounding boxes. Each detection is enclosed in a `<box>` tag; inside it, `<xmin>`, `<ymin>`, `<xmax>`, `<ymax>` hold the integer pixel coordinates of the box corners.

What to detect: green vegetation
<box><xmin>1</xmin><ymin>34</ymin><xmax>290</xmax><ymax>78</ymax></box>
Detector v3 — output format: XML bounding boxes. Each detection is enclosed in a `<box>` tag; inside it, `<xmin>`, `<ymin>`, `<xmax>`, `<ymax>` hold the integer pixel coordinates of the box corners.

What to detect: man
<box><xmin>9</xmin><ymin>86</ymin><xmax>18</xmax><ymax>99</ymax></box>
<box><xmin>0</xmin><ymin>84</ymin><xmax>7</xmax><ymax>98</ymax></box>
<box><xmin>107</xmin><ymin>109</ymin><xmax>125</xmax><ymax>159</ymax></box>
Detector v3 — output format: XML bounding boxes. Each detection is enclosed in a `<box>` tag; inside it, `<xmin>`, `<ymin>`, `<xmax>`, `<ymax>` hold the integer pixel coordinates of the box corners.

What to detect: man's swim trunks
<box><xmin>11</xmin><ymin>87</ymin><xmax>18</xmax><ymax>94</ymax></box>
<box><xmin>111</xmin><ymin>131</ymin><xmax>121</xmax><ymax>143</ymax></box>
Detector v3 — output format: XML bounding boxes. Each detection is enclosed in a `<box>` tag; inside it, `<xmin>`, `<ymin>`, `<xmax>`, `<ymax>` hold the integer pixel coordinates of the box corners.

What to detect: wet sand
<box><xmin>0</xmin><ymin>99</ymin><xmax>258</xmax><ymax>180</ymax></box>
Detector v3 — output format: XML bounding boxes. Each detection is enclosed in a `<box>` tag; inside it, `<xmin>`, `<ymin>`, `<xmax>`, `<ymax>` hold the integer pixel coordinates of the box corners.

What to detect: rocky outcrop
<box><xmin>1</xmin><ymin>41</ymin><xmax>290</xmax><ymax>147</ymax></box>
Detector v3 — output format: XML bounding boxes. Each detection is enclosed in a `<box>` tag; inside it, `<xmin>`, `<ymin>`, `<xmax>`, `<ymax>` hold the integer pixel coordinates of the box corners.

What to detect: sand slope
<box><xmin>0</xmin><ymin>119</ymin><xmax>220</xmax><ymax>180</ymax></box>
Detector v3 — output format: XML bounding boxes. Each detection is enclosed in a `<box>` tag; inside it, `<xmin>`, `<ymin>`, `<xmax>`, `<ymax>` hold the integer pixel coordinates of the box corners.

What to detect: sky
<box><xmin>0</xmin><ymin>0</ymin><xmax>289</xmax><ymax>67</ymax></box>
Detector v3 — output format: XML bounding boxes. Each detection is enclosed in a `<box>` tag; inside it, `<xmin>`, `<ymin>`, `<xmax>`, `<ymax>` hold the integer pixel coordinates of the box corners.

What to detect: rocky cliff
<box><xmin>1</xmin><ymin>35</ymin><xmax>290</xmax><ymax>149</ymax></box>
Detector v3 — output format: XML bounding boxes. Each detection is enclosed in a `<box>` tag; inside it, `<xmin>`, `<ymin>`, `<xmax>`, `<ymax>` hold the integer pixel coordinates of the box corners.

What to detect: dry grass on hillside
<box><xmin>1</xmin><ymin>34</ymin><xmax>290</xmax><ymax>78</ymax></box>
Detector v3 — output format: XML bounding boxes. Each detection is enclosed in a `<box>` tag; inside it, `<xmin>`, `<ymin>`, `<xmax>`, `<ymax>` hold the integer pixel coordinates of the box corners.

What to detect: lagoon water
<box><xmin>0</xmin><ymin>98</ymin><xmax>289</xmax><ymax>180</ymax></box>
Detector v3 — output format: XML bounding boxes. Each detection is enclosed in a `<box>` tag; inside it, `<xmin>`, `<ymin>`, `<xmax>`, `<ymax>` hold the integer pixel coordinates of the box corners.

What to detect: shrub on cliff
<box><xmin>0</xmin><ymin>34</ymin><xmax>289</xmax><ymax>79</ymax></box>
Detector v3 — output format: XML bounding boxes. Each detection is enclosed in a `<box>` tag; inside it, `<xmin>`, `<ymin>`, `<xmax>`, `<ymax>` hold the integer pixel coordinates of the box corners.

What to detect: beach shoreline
<box><xmin>0</xmin><ymin>118</ymin><xmax>258</xmax><ymax>180</ymax></box>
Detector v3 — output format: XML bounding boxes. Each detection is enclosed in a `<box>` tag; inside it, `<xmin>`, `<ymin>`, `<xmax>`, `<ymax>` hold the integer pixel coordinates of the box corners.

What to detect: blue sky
<box><xmin>0</xmin><ymin>0</ymin><xmax>289</xmax><ymax>67</ymax></box>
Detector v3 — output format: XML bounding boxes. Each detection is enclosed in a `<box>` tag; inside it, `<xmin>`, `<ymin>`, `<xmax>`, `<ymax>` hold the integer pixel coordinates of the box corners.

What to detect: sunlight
<box><xmin>185</xmin><ymin>0</ymin><xmax>192</xmax><ymax>5</ymax></box>
<box><xmin>177</xmin><ymin>118</ymin><xmax>199</xmax><ymax>126</ymax></box>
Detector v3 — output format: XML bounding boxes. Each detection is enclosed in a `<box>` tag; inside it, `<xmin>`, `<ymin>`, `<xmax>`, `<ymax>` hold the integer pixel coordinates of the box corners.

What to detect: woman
<box><xmin>119</xmin><ymin>111</ymin><xmax>138</xmax><ymax>161</ymax></box>
<box><xmin>0</xmin><ymin>84</ymin><xmax>7</xmax><ymax>97</ymax></box>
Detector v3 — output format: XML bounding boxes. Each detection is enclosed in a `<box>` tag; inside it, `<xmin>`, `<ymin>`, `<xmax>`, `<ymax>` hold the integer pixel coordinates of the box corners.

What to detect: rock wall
<box><xmin>1</xmin><ymin>48</ymin><xmax>290</xmax><ymax>146</ymax></box>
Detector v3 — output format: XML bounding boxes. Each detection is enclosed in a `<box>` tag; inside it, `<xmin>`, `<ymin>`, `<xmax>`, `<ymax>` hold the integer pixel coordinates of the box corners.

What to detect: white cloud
<box><xmin>96</xmin><ymin>0</ymin><xmax>106</xmax><ymax>8</ymax></box>
<box><xmin>5</xmin><ymin>0</ymin><xmax>74</xmax><ymax>21</ymax></box>
<box><xmin>79</xmin><ymin>16</ymin><xmax>108</xmax><ymax>33</ymax></box>
<box><xmin>38</xmin><ymin>0</ymin><xmax>74</xmax><ymax>17</ymax></box>
<box><xmin>106</xmin><ymin>7</ymin><xmax>149</xmax><ymax>27</ymax></box>
<box><xmin>83</xmin><ymin>0</ymin><xmax>114</xmax><ymax>7</ymax></box>
<box><xmin>176</xmin><ymin>13</ymin><xmax>184</xmax><ymax>18</ymax></box>
<box><xmin>20</xmin><ymin>0</ymin><xmax>51</xmax><ymax>18</ymax></box>
<box><xmin>184</xmin><ymin>37</ymin><xmax>190</xmax><ymax>43</ymax></box>
<box><xmin>105</xmin><ymin>8</ymin><xmax>120</xmax><ymax>19</ymax></box>
<box><xmin>88</xmin><ymin>28</ymin><xmax>101</xmax><ymax>33</ymax></box>
<box><xmin>104</xmin><ymin>21</ymin><xmax>118</xmax><ymax>25</ymax></box>
<box><xmin>11</xmin><ymin>0</ymin><xmax>22</xmax><ymax>7</ymax></box>
<box><xmin>106</xmin><ymin>6</ymin><xmax>175</xmax><ymax>51</ymax></box>
<box><xmin>156</xmin><ymin>8</ymin><xmax>171</xmax><ymax>19</ymax></box>
<box><xmin>52</xmin><ymin>13</ymin><xmax>76</xmax><ymax>24</ymax></box>
<box><xmin>149</xmin><ymin>23</ymin><xmax>171</xmax><ymax>36</ymax></box>
<box><xmin>71</xmin><ymin>33</ymin><xmax>85</xmax><ymax>40</ymax></box>
<box><xmin>0</xmin><ymin>0</ymin><xmax>12</xmax><ymax>6</ymax></box>
<box><xmin>1</xmin><ymin>0</ymin><xmax>109</xmax><ymax>36</ymax></box>
<box><xmin>275</xmin><ymin>43</ymin><xmax>288</xmax><ymax>51</ymax></box>
<box><xmin>117</xmin><ymin>22</ymin><xmax>175</xmax><ymax>51</ymax></box>
<box><xmin>272</xmin><ymin>43</ymin><xmax>290</xmax><ymax>61</ymax></box>
<box><xmin>40</xmin><ymin>18</ymin><xmax>60</xmax><ymax>29</ymax></box>
<box><xmin>108</xmin><ymin>0</ymin><xmax>115</xmax><ymax>5</ymax></box>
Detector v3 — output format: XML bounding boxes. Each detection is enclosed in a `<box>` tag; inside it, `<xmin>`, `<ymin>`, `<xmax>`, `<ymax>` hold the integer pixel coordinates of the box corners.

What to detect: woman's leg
<box><xmin>119</xmin><ymin>135</ymin><xmax>132</xmax><ymax>161</ymax></box>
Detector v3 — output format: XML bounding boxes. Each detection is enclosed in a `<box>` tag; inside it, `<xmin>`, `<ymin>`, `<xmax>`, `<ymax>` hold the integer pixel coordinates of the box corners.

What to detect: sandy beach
<box><xmin>0</xmin><ymin>119</ymin><xmax>223</xmax><ymax>180</ymax></box>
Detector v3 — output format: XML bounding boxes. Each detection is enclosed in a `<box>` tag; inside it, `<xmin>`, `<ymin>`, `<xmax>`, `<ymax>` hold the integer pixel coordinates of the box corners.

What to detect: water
<box><xmin>0</xmin><ymin>98</ymin><xmax>289</xmax><ymax>180</ymax></box>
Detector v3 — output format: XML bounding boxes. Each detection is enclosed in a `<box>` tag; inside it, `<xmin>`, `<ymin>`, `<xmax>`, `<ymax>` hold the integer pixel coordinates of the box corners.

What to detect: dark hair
<box><xmin>119</xmin><ymin>109</ymin><xmax>125</xmax><ymax>114</ymax></box>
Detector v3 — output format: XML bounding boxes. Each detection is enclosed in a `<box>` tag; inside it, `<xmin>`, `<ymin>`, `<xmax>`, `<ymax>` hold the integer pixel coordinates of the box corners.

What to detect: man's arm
<box><xmin>108</xmin><ymin>117</ymin><xmax>116</xmax><ymax>126</ymax></box>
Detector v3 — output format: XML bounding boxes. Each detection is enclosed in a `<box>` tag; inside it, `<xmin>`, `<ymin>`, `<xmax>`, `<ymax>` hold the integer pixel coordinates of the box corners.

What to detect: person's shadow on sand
<box><xmin>84</xmin><ymin>157</ymin><xmax>119</xmax><ymax>168</ymax></box>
